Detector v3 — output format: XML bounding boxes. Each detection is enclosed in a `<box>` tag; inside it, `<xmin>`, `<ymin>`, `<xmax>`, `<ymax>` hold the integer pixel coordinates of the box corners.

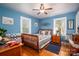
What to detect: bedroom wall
<box><xmin>39</xmin><ymin>12</ymin><xmax>77</xmax><ymax>34</ymax></box>
<box><xmin>0</xmin><ymin>4</ymin><xmax>77</xmax><ymax>35</ymax></box>
<box><xmin>0</xmin><ymin>5</ymin><xmax>39</xmax><ymax>34</ymax></box>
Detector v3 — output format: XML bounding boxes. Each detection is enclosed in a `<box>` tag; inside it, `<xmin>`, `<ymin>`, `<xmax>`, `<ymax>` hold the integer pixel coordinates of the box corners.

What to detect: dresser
<box><xmin>52</xmin><ymin>35</ymin><xmax>60</xmax><ymax>45</ymax></box>
<box><xmin>0</xmin><ymin>43</ymin><xmax>23</xmax><ymax>56</ymax></box>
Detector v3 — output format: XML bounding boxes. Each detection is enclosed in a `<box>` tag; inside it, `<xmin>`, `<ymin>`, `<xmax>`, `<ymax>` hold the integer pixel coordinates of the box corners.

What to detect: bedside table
<box><xmin>52</xmin><ymin>35</ymin><xmax>60</xmax><ymax>45</ymax></box>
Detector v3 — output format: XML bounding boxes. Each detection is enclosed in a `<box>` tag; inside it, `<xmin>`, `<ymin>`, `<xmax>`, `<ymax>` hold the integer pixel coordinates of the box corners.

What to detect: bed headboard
<box><xmin>39</xmin><ymin>29</ymin><xmax>52</xmax><ymax>35</ymax></box>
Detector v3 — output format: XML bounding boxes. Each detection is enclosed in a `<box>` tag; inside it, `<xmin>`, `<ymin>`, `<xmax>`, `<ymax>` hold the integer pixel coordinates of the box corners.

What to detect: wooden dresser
<box><xmin>0</xmin><ymin>43</ymin><xmax>23</xmax><ymax>56</ymax></box>
<box><xmin>52</xmin><ymin>35</ymin><xmax>60</xmax><ymax>45</ymax></box>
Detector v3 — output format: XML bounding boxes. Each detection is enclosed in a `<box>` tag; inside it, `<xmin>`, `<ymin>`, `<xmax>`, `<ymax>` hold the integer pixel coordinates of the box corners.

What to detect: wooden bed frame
<box><xmin>21</xmin><ymin>29</ymin><xmax>52</xmax><ymax>51</ymax></box>
<box><xmin>21</xmin><ymin>34</ymin><xmax>39</xmax><ymax>50</ymax></box>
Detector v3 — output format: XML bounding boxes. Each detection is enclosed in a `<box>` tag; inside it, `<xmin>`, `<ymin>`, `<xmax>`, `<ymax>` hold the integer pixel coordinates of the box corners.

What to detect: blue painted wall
<box><xmin>0</xmin><ymin>4</ymin><xmax>77</xmax><ymax>35</ymax></box>
<box><xmin>39</xmin><ymin>12</ymin><xmax>77</xmax><ymax>34</ymax></box>
<box><xmin>0</xmin><ymin>5</ymin><xmax>39</xmax><ymax>34</ymax></box>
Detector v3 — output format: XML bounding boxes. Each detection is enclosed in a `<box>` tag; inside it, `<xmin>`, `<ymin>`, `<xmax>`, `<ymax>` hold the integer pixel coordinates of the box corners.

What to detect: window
<box><xmin>20</xmin><ymin>16</ymin><xmax>31</xmax><ymax>34</ymax></box>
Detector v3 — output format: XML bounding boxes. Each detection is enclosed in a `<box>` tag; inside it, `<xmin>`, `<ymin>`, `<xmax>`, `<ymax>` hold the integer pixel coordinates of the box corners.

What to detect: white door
<box><xmin>20</xmin><ymin>16</ymin><xmax>31</xmax><ymax>34</ymax></box>
<box><xmin>53</xmin><ymin>17</ymin><xmax>67</xmax><ymax>36</ymax></box>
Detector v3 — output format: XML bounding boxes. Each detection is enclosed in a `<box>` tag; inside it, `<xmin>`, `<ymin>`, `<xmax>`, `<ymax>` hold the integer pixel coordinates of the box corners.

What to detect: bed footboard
<box><xmin>21</xmin><ymin>34</ymin><xmax>39</xmax><ymax>50</ymax></box>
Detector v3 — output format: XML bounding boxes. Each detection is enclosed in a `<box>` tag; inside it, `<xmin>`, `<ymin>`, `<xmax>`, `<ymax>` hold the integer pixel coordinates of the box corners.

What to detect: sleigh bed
<box><xmin>21</xmin><ymin>29</ymin><xmax>52</xmax><ymax>50</ymax></box>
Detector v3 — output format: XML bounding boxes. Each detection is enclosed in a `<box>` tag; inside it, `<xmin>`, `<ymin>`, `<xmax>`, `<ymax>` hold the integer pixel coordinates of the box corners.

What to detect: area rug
<box><xmin>46</xmin><ymin>43</ymin><xmax>61</xmax><ymax>54</ymax></box>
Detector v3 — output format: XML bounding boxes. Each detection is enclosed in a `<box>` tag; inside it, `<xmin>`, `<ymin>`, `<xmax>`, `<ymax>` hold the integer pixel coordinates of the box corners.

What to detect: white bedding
<box><xmin>34</xmin><ymin>34</ymin><xmax>51</xmax><ymax>41</ymax></box>
<box><xmin>33</xmin><ymin>29</ymin><xmax>52</xmax><ymax>49</ymax></box>
<box><xmin>34</xmin><ymin>34</ymin><xmax>51</xmax><ymax>49</ymax></box>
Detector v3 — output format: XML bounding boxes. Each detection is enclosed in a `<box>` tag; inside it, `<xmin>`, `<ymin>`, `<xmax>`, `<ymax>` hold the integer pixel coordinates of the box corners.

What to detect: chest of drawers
<box><xmin>52</xmin><ymin>35</ymin><xmax>60</xmax><ymax>45</ymax></box>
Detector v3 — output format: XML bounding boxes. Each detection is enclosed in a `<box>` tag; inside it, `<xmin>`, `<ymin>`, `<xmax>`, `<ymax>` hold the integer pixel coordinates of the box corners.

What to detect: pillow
<box><xmin>48</xmin><ymin>31</ymin><xmax>51</xmax><ymax>35</ymax></box>
<box><xmin>45</xmin><ymin>31</ymin><xmax>48</xmax><ymax>35</ymax></box>
<box><xmin>40</xmin><ymin>31</ymin><xmax>45</xmax><ymax>35</ymax></box>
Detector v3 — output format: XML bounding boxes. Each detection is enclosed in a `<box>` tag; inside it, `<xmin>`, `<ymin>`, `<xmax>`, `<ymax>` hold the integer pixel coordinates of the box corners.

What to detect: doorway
<box><xmin>20</xmin><ymin>16</ymin><xmax>31</xmax><ymax>34</ymax></box>
<box><xmin>53</xmin><ymin>17</ymin><xmax>67</xmax><ymax>36</ymax></box>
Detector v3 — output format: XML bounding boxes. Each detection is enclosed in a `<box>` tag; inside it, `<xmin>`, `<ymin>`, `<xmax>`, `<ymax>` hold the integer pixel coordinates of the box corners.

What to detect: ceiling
<box><xmin>1</xmin><ymin>3</ymin><xmax>79</xmax><ymax>19</ymax></box>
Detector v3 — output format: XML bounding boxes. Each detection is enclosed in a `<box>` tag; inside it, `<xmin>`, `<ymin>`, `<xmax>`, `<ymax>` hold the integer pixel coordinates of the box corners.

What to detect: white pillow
<box><xmin>42</xmin><ymin>31</ymin><xmax>45</xmax><ymax>35</ymax></box>
<box><xmin>48</xmin><ymin>31</ymin><xmax>51</xmax><ymax>35</ymax></box>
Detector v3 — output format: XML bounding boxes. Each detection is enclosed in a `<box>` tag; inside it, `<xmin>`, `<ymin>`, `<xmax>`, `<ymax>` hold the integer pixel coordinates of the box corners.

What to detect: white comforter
<box><xmin>34</xmin><ymin>34</ymin><xmax>51</xmax><ymax>49</ymax></box>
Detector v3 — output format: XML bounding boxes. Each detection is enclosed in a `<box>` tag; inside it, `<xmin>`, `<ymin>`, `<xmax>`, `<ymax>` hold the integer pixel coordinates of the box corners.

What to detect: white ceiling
<box><xmin>1</xmin><ymin>3</ymin><xmax>79</xmax><ymax>19</ymax></box>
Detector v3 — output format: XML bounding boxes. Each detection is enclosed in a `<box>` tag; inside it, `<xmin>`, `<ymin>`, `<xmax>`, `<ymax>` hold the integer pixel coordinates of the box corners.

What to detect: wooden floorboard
<box><xmin>21</xmin><ymin>43</ymin><xmax>70</xmax><ymax>56</ymax></box>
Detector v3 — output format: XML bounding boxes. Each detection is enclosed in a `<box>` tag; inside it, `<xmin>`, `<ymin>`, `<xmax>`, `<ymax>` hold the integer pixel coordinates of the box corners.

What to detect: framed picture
<box><xmin>68</xmin><ymin>19</ymin><xmax>74</xmax><ymax>29</ymax></box>
<box><xmin>2</xmin><ymin>16</ymin><xmax>14</xmax><ymax>25</ymax></box>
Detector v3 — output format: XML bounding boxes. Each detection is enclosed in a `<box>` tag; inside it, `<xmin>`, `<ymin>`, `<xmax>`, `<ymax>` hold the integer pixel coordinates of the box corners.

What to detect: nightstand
<box><xmin>52</xmin><ymin>35</ymin><xmax>60</xmax><ymax>45</ymax></box>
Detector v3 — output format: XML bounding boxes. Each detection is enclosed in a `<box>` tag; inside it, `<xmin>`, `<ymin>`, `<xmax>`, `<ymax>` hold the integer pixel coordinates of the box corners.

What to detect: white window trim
<box><xmin>20</xmin><ymin>16</ymin><xmax>31</xmax><ymax>34</ymax></box>
<box><xmin>53</xmin><ymin>17</ymin><xmax>67</xmax><ymax>36</ymax></box>
<box><xmin>76</xmin><ymin>11</ymin><xmax>79</xmax><ymax>33</ymax></box>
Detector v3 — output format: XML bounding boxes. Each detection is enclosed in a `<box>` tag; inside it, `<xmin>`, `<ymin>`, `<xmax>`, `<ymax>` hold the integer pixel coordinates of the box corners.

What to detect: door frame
<box><xmin>20</xmin><ymin>16</ymin><xmax>31</xmax><ymax>34</ymax></box>
<box><xmin>53</xmin><ymin>17</ymin><xmax>67</xmax><ymax>36</ymax></box>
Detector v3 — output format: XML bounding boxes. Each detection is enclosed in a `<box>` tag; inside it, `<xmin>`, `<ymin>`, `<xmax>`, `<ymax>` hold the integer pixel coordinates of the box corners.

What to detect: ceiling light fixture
<box><xmin>40</xmin><ymin>10</ymin><xmax>45</xmax><ymax>13</ymax></box>
<box><xmin>32</xmin><ymin>4</ymin><xmax>52</xmax><ymax>15</ymax></box>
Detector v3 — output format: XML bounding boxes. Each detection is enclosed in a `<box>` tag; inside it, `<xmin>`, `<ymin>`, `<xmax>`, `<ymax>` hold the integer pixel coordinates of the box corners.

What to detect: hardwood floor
<box><xmin>22</xmin><ymin>43</ymin><xmax>70</xmax><ymax>56</ymax></box>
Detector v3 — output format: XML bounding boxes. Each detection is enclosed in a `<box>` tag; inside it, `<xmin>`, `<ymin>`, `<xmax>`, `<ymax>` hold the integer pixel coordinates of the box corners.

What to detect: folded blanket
<box><xmin>6</xmin><ymin>41</ymin><xmax>19</xmax><ymax>47</ymax></box>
